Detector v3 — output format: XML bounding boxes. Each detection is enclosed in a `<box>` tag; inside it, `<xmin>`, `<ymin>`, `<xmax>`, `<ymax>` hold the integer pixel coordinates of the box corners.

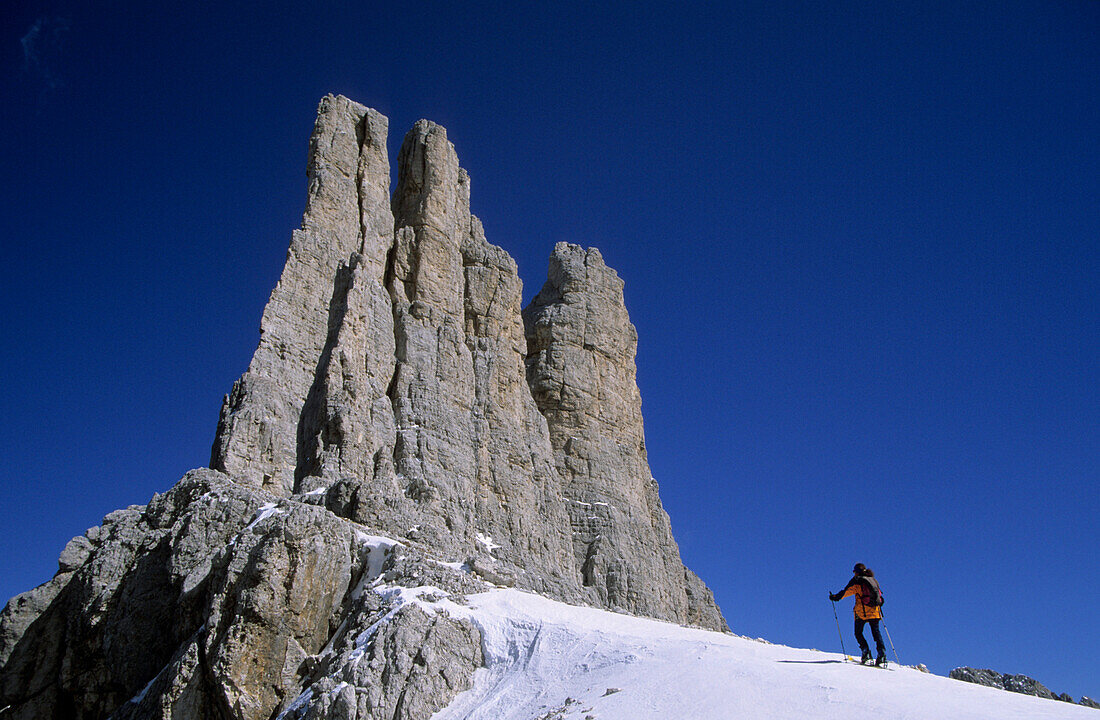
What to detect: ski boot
<box><xmin>875</xmin><ymin>654</ymin><xmax>887</xmax><ymax>668</ymax></box>
<box><xmin>860</xmin><ymin>649</ymin><xmax>872</xmax><ymax>665</ymax></box>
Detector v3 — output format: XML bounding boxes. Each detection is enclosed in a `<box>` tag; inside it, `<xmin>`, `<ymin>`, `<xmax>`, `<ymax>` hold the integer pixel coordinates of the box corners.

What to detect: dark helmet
<box><xmin>853</xmin><ymin>563</ymin><xmax>867</xmax><ymax>575</ymax></box>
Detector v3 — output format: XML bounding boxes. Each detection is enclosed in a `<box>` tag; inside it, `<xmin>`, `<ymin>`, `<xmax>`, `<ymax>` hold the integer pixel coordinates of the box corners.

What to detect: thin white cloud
<box><xmin>20</xmin><ymin>15</ymin><xmax>72</xmax><ymax>90</ymax></box>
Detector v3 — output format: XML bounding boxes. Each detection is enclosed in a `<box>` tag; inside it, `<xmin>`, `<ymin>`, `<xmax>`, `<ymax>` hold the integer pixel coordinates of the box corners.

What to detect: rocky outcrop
<box><xmin>0</xmin><ymin>95</ymin><xmax>725</xmax><ymax>720</ymax></box>
<box><xmin>0</xmin><ymin>469</ymin><xmax>489</xmax><ymax>720</ymax></box>
<box><xmin>950</xmin><ymin>667</ymin><xmax>1096</xmax><ymax>709</ymax></box>
<box><xmin>274</xmin><ymin>602</ymin><xmax>483</xmax><ymax>720</ymax></box>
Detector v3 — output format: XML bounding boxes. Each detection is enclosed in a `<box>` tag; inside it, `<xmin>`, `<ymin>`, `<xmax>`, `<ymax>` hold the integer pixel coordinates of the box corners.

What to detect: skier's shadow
<box><xmin>776</xmin><ymin>660</ymin><xmax>845</xmax><ymax>664</ymax></box>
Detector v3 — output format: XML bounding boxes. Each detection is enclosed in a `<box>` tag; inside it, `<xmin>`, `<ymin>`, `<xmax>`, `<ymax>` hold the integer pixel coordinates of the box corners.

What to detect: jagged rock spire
<box><xmin>0</xmin><ymin>95</ymin><xmax>726</xmax><ymax>720</ymax></box>
<box><xmin>210</xmin><ymin>101</ymin><xmax>587</xmax><ymax>600</ymax></box>
<box><xmin>210</xmin><ymin>95</ymin><xmax>394</xmax><ymax>495</ymax></box>
<box><xmin>212</xmin><ymin>97</ymin><xmax>723</xmax><ymax>623</ymax></box>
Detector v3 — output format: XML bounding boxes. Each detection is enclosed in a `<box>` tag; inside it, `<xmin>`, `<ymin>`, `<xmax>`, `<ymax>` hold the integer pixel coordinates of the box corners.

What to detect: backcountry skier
<box><xmin>830</xmin><ymin>563</ymin><xmax>887</xmax><ymax>666</ymax></box>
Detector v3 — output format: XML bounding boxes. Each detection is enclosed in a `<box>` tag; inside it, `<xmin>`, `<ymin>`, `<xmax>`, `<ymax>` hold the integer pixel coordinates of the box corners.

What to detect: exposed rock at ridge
<box><xmin>0</xmin><ymin>469</ymin><xmax>488</xmax><ymax>720</ymax></box>
<box><xmin>0</xmin><ymin>95</ymin><xmax>725</xmax><ymax>720</ymax></box>
<box><xmin>524</xmin><ymin>243</ymin><xmax>725</xmax><ymax>630</ymax></box>
<box><xmin>1</xmin><ymin>470</ymin><xmax>275</xmax><ymax>719</ymax></box>
<box><xmin>950</xmin><ymin>667</ymin><xmax>1096</xmax><ymax>708</ymax></box>
<box><xmin>950</xmin><ymin>667</ymin><xmax>1058</xmax><ymax>699</ymax></box>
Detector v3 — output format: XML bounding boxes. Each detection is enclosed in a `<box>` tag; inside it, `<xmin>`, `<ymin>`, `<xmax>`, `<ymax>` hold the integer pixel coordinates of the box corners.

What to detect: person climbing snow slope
<box><xmin>830</xmin><ymin>563</ymin><xmax>887</xmax><ymax>666</ymax></box>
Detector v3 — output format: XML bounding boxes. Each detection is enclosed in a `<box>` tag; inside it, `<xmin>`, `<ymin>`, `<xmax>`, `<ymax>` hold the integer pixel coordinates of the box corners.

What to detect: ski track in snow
<box><xmin>424</xmin><ymin>589</ymin><xmax>1093</xmax><ymax>720</ymax></box>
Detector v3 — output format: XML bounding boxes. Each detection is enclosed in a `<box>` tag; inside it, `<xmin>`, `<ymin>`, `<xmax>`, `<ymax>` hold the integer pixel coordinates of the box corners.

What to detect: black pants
<box><xmin>855</xmin><ymin>618</ymin><xmax>886</xmax><ymax>656</ymax></box>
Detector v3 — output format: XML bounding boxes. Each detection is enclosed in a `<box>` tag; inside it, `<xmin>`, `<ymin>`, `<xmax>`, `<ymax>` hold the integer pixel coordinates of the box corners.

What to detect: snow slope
<box><xmin>419</xmin><ymin>589</ymin><xmax>1092</xmax><ymax>720</ymax></box>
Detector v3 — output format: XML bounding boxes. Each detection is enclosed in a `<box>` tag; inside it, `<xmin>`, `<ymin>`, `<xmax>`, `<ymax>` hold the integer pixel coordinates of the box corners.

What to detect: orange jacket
<box><xmin>839</xmin><ymin>577</ymin><xmax>882</xmax><ymax>620</ymax></box>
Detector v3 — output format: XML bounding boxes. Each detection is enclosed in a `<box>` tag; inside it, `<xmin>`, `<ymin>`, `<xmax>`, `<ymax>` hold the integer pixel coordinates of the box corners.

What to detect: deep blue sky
<box><xmin>2</xmin><ymin>0</ymin><xmax>1097</xmax><ymax>701</ymax></box>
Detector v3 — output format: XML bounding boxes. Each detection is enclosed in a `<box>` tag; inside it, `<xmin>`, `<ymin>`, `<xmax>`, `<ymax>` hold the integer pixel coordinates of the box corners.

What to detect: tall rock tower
<box><xmin>525</xmin><ymin>243</ymin><xmax>721</xmax><ymax>628</ymax></box>
<box><xmin>0</xmin><ymin>95</ymin><xmax>725</xmax><ymax>720</ymax></box>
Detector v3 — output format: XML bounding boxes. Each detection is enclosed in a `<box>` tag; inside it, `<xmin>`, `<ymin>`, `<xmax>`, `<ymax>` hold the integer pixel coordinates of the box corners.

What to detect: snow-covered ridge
<box><xmin>418</xmin><ymin>589</ymin><xmax>1091</xmax><ymax>720</ymax></box>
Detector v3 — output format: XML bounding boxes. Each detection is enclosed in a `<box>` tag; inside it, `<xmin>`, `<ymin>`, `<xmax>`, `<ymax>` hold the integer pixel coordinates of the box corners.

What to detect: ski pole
<box><xmin>830</xmin><ymin>597</ymin><xmax>850</xmax><ymax>661</ymax></box>
<box><xmin>881</xmin><ymin>613</ymin><xmax>900</xmax><ymax>665</ymax></box>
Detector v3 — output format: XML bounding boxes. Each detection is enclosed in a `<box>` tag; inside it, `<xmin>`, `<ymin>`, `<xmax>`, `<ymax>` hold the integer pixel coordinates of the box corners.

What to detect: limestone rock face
<box><xmin>523</xmin><ymin>243</ymin><xmax>725</xmax><ymax>630</ymax></box>
<box><xmin>0</xmin><ymin>95</ymin><xmax>725</xmax><ymax>720</ymax></box>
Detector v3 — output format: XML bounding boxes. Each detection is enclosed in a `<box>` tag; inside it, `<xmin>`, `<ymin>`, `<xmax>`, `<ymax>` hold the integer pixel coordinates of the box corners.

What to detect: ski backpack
<box><xmin>859</xmin><ymin>576</ymin><xmax>884</xmax><ymax>607</ymax></box>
